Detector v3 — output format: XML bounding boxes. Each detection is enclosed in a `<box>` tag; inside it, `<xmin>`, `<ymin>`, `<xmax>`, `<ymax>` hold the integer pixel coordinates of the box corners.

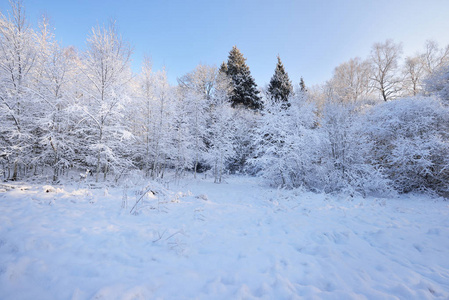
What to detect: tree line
<box><xmin>1</xmin><ymin>0</ymin><xmax>448</xmax><ymax>196</ymax></box>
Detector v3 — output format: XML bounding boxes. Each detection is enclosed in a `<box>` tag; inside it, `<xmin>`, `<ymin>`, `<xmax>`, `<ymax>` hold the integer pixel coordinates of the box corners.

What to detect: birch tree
<box><xmin>421</xmin><ymin>40</ymin><xmax>449</xmax><ymax>76</ymax></box>
<box><xmin>205</xmin><ymin>71</ymin><xmax>235</xmax><ymax>183</ymax></box>
<box><xmin>178</xmin><ymin>64</ymin><xmax>215</xmax><ymax>178</ymax></box>
<box><xmin>370</xmin><ymin>40</ymin><xmax>403</xmax><ymax>101</ymax></box>
<box><xmin>31</xmin><ymin>17</ymin><xmax>80</xmax><ymax>181</ymax></box>
<box><xmin>0</xmin><ymin>0</ymin><xmax>37</xmax><ymax>180</ymax></box>
<box><xmin>147</xmin><ymin>68</ymin><xmax>175</xmax><ymax>179</ymax></box>
<box><xmin>329</xmin><ymin>57</ymin><xmax>374</xmax><ymax>102</ymax></box>
<box><xmin>78</xmin><ymin>22</ymin><xmax>132</xmax><ymax>182</ymax></box>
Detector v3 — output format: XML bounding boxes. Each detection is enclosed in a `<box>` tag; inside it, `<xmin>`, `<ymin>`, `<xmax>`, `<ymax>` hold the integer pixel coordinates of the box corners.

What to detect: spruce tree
<box><xmin>299</xmin><ymin>77</ymin><xmax>307</xmax><ymax>93</ymax></box>
<box><xmin>225</xmin><ymin>46</ymin><xmax>262</xmax><ymax>110</ymax></box>
<box><xmin>268</xmin><ymin>55</ymin><xmax>293</xmax><ymax>105</ymax></box>
<box><xmin>219</xmin><ymin>61</ymin><xmax>228</xmax><ymax>75</ymax></box>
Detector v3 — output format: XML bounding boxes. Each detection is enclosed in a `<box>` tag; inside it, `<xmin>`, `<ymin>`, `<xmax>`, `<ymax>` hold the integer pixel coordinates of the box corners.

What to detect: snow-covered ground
<box><xmin>0</xmin><ymin>175</ymin><xmax>448</xmax><ymax>299</ymax></box>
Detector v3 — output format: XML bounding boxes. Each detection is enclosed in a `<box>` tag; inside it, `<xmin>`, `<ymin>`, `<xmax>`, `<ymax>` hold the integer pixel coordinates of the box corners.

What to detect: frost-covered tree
<box><xmin>219</xmin><ymin>61</ymin><xmax>228</xmax><ymax>74</ymax></box>
<box><xmin>0</xmin><ymin>0</ymin><xmax>37</xmax><ymax>180</ymax></box>
<box><xmin>205</xmin><ymin>69</ymin><xmax>235</xmax><ymax>183</ymax></box>
<box><xmin>370</xmin><ymin>39</ymin><xmax>403</xmax><ymax>101</ymax></box>
<box><xmin>225</xmin><ymin>46</ymin><xmax>262</xmax><ymax>110</ymax></box>
<box><xmin>226</xmin><ymin>107</ymin><xmax>259</xmax><ymax>174</ymax></box>
<box><xmin>77</xmin><ymin>22</ymin><xmax>133</xmax><ymax>182</ymax></box>
<box><xmin>318</xmin><ymin>101</ymin><xmax>389</xmax><ymax>194</ymax></box>
<box><xmin>329</xmin><ymin>57</ymin><xmax>374</xmax><ymax>102</ymax></box>
<box><xmin>252</xmin><ymin>93</ymin><xmax>318</xmax><ymax>188</ymax></box>
<box><xmin>170</xmin><ymin>89</ymin><xmax>193</xmax><ymax>179</ymax></box>
<box><xmin>131</xmin><ymin>56</ymin><xmax>177</xmax><ymax>178</ymax></box>
<box><xmin>421</xmin><ymin>40</ymin><xmax>449</xmax><ymax>76</ymax></box>
<box><xmin>145</xmin><ymin>68</ymin><xmax>176</xmax><ymax>179</ymax></box>
<box><xmin>402</xmin><ymin>55</ymin><xmax>425</xmax><ymax>97</ymax></box>
<box><xmin>33</xmin><ymin>18</ymin><xmax>79</xmax><ymax>181</ymax></box>
<box><xmin>178</xmin><ymin>64</ymin><xmax>216</xmax><ymax>178</ymax></box>
<box><xmin>267</xmin><ymin>55</ymin><xmax>293</xmax><ymax>105</ymax></box>
<box><xmin>299</xmin><ymin>77</ymin><xmax>307</xmax><ymax>93</ymax></box>
<box><xmin>402</xmin><ymin>40</ymin><xmax>449</xmax><ymax>97</ymax></box>
<box><xmin>131</xmin><ymin>56</ymin><xmax>155</xmax><ymax>173</ymax></box>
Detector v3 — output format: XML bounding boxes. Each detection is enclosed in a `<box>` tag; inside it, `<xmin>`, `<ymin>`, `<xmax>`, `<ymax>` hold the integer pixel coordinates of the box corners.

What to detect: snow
<box><xmin>0</xmin><ymin>176</ymin><xmax>448</xmax><ymax>299</ymax></box>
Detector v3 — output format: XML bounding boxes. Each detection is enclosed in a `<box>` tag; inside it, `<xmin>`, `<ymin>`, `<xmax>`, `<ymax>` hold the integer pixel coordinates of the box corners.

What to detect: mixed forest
<box><xmin>1</xmin><ymin>1</ymin><xmax>449</xmax><ymax>197</ymax></box>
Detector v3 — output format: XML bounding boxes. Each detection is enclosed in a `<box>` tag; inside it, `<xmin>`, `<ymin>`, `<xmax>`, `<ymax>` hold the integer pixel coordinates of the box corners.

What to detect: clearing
<box><xmin>0</xmin><ymin>175</ymin><xmax>448</xmax><ymax>299</ymax></box>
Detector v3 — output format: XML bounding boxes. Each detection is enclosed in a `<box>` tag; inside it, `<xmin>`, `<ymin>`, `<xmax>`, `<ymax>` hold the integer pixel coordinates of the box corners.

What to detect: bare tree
<box><xmin>370</xmin><ymin>39</ymin><xmax>403</xmax><ymax>101</ymax></box>
<box><xmin>402</xmin><ymin>56</ymin><xmax>424</xmax><ymax>96</ymax></box>
<box><xmin>422</xmin><ymin>40</ymin><xmax>449</xmax><ymax>75</ymax></box>
<box><xmin>177</xmin><ymin>64</ymin><xmax>216</xmax><ymax>100</ymax></box>
<box><xmin>328</xmin><ymin>57</ymin><xmax>374</xmax><ymax>102</ymax></box>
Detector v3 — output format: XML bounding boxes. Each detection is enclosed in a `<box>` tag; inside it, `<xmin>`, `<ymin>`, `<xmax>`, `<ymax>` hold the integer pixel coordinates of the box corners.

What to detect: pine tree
<box><xmin>268</xmin><ymin>55</ymin><xmax>293</xmax><ymax>104</ymax></box>
<box><xmin>225</xmin><ymin>46</ymin><xmax>262</xmax><ymax>110</ymax></box>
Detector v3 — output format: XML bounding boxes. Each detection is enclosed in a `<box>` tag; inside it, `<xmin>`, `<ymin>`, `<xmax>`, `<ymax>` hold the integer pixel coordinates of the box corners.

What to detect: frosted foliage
<box><xmin>226</xmin><ymin>46</ymin><xmax>261</xmax><ymax>110</ymax></box>
<box><xmin>254</xmin><ymin>96</ymin><xmax>391</xmax><ymax>195</ymax></box>
<box><xmin>143</xmin><ymin>70</ymin><xmax>178</xmax><ymax>179</ymax></box>
<box><xmin>319</xmin><ymin>102</ymin><xmax>390</xmax><ymax>195</ymax></box>
<box><xmin>0</xmin><ymin>1</ymin><xmax>38</xmax><ymax>180</ymax></box>
<box><xmin>252</xmin><ymin>94</ymin><xmax>319</xmax><ymax>189</ymax></box>
<box><xmin>177</xmin><ymin>64</ymin><xmax>216</xmax><ymax>178</ymax></box>
<box><xmin>226</xmin><ymin>108</ymin><xmax>258</xmax><ymax>174</ymax></box>
<box><xmin>33</xmin><ymin>20</ymin><xmax>80</xmax><ymax>182</ymax></box>
<box><xmin>77</xmin><ymin>23</ymin><xmax>133</xmax><ymax>182</ymax></box>
<box><xmin>425</xmin><ymin>64</ymin><xmax>449</xmax><ymax>102</ymax></box>
<box><xmin>365</xmin><ymin>96</ymin><xmax>449</xmax><ymax>194</ymax></box>
<box><xmin>268</xmin><ymin>56</ymin><xmax>293</xmax><ymax>103</ymax></box>
<box><xmin>206</xmin><ymin>101</ymin><xmax>235</xmax><ymax>183</ymax></box>
<box><xmin>0</xmin><ymin>0</ymin><xmax>448</xmax><ymax>201</ymax></box>
<box><xmin>204</xmin><ymin>74</ymin><xmax>235</xmax><ymax>183</ymax></box>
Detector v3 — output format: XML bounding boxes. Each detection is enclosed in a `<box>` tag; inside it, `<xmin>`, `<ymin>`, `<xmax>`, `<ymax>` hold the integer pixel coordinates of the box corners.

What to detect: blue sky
<box><xmin>1</xmin><ymin>0</ymin><xmax>449</xmax><ymax>87</ymax></box>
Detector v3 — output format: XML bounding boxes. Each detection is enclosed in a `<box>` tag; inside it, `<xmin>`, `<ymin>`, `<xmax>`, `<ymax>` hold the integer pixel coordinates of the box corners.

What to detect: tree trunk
<box><xmin>96</xmin><ymin>153</ymin><xmax>101</xmax><ymax>183</ymax></box>
<box><xmin>12</xmin><ymin>161</ymin><xmax>18</xmax><ymax>181</ymax></box>
<box><xmin>96</xmin><ymin>129</ymin><xmax>103</xmax><ymax>183</ymax></box>
<box><xmin>219</xmin><ymin>152</ymin><xmax>223</xmax><ymax>184</ymax></box>
<box><xmin>104</xmin><ymin>163</ymin><xmax>108</xmax><ymax>181</ymax></box>
<box><xmin>53</xmin><ymin>167</ymin><xmax>58</xmax><ymax>182</ymax></box>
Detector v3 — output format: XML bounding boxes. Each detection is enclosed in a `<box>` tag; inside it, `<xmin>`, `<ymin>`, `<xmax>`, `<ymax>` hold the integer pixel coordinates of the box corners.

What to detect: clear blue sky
<box><xmin>1</xmin><ymin>0</ymin><xmax>449</xmax><ymax>87</ymax></box>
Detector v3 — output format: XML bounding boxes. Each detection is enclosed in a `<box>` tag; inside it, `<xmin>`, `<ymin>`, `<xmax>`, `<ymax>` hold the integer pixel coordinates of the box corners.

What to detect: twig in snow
<box><xmin>165</xmin><ymin>229</ymin><xmax>185</xmax><ymax>241</ymax></box>
<box><xmin>152</xmin><ymin>229</ymin><xmax>167</xmax><ymax>243</ymax></box>
<box><xmin>130</xmin><ymin>186</ymin><xmax>156</xmax><ymax>214</ymax></box>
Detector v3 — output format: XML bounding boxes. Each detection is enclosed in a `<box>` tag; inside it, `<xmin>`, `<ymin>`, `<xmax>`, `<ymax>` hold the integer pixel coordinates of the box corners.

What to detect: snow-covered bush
<box><xmin>252</xmin><ymin>93</ymin><xmax>319</xmax><ymax>189</ymax></box>
<box><xmin>227</xmin><ymin>108</ymin><xmax>259</xmax><ymax>174</ymax></box>
<box><xmin>424</xmin><ymin>64</ymin><xmax>449</xmax><ymax>102</ymax></box>
<box><xmin>365</xmin><ymin>96</ymin><xmax>449</xmax><ymax>194</ymax></box>
<box><xmin>253</xmin><ymin>95</ymin><xmax>392</xmax><ymax>196</ymax></box>
<box><xmin>317</xmin><ymin>101</ymin><xmax>391</xmax><ymax>195</ymax></box>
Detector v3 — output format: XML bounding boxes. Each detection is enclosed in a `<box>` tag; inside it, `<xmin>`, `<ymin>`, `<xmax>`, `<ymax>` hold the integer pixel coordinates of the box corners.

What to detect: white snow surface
<box><xmin>0</xmin><ymin>176</ymin><xmax>448</xmax><ymax>299</ymax></box>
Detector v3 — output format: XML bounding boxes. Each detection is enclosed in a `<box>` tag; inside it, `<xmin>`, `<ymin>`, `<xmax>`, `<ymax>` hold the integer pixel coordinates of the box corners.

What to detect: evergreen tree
<box><xmin>268</xmin><ymin>55</ymin><xmax>293</xmax><ymax>104</ymax></box>
<box><xmin>219</xmin><ymin>61</ymin><xmax>228</xmax><ymax>74</ymax></box>
<box><xmin>225</xmin><ymin>46</ymin><xmax>262</xmax><ymax>110</ymax></box>
<box><xmin>299</xmin><ymin>77</ymin><xmax>307</xmax><ymax>93</ymax></box>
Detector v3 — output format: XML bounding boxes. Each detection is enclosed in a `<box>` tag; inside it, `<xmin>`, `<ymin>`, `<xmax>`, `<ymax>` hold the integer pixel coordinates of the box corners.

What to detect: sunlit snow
<box><xmin>0</xmin><ymin>176</ymin><xmax>448</xmax><ymax>299</ymax></box>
